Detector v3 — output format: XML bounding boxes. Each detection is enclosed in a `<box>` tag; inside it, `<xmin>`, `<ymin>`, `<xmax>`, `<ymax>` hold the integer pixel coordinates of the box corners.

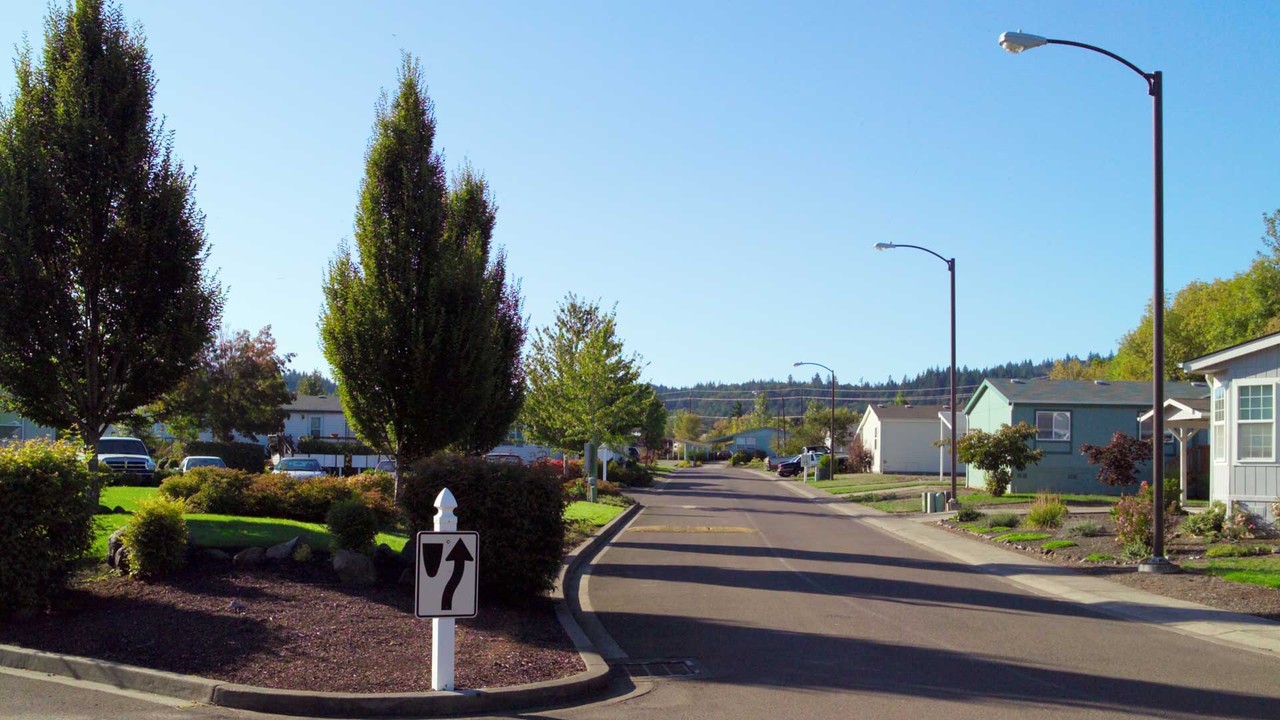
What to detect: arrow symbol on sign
<box><xmin>441</xmin><ymin>540</ymin><xmax>474</xmax><ymax>611</ymax></box>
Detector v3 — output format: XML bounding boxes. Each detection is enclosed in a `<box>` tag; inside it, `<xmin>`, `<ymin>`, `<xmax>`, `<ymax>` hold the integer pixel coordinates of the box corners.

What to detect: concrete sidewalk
<box><xmin>766</xmin><ymin>473</ymin><xmax>1280</xmax><ymax>658</ymax></box>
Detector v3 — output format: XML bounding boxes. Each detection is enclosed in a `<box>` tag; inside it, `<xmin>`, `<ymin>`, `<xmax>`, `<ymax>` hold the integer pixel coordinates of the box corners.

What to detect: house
<box><xmin>283</xmin><ymin>394</ymin><xmax>358</xmax><ymax>441</ymax></box>
<box><xmin>963</xmin><ymin>378</ymin><xmax>1207</xmax><ymax>495</ymax></box>
<box><xmin>1183</xmin><ymin>331</ymin><xmax>1280</xmax><ymax>523</ymax></box>
<box><xmin>1139</xmin><ymin>396</ymin><xmax>1211</xmax><ymax>503</ymax></box>
<box><xmin>855</xmin><ymin>404</ymin><xmax>964</xmax><ymax>474</ymax></box>
<box><xmin>705</xmin><ymin>427</ymin><xmax>782</xmax><ymax>456</ymax></box>
<box><xmin>0</xmin><ymin>411</ymin><xmax>56</xmax><ymax>443</ymax></box>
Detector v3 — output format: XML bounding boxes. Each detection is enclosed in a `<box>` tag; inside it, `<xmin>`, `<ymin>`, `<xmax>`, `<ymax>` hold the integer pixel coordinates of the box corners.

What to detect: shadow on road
<box><xmin>594</xmin><ymin>610</ymin><xmax>1280</xmax><ymax>718</ymax></box>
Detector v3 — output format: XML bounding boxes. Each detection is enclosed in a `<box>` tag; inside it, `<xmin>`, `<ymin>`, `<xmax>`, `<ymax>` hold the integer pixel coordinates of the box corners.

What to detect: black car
<box><xmin>776</xmin><ymin>455</ymin><xmax>803</xmax><ymax>477</ymax></box>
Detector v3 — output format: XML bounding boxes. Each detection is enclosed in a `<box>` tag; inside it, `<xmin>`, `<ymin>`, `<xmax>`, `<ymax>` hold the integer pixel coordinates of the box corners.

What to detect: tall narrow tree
<box><xmin>321</xmin><ymin>56</ymin><xmax>524</xmax><ymax>498</ymax></box>
<box><xmin>0</xmin><ymin>1</ymin><xmax>221</xmax><ymax>466</ymax></box>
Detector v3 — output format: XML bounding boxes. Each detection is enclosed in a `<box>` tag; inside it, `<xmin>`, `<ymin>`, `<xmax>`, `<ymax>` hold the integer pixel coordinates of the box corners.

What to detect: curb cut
<box><xmin>0</xmin><ymin>503</ymin><xmax>644</xmax><ymax>718</ymax></box>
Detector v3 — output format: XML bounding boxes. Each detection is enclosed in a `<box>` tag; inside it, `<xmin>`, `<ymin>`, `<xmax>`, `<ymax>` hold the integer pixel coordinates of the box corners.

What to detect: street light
<box><xmin>999</xmin><ymin>31</ymin><xmax>1174</xmax><ymax>574</ymax></box>
<box><xmin>794</xmin><ymin>361</ymin><xmax>836</xmax><ymax>479</ymax></box>
<box><xmin>874</xmin><ymin>242</ymin><xmax>958</xmax><ymax>508</ymax></box>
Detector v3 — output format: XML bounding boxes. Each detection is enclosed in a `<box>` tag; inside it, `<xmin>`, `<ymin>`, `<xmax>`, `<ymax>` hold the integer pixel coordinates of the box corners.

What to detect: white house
<box><xmin>283</xmin><ymin>394</ymin><xmax>357</xmax><ymax>441</ymax></box>
<box><xmin>1184</xmin><ymin>332</ymin><xmax>1280</xmax><ymax>523</ymax></box>
<box><xmin>855</xmin><ymin>404</ymin><xmax>964</xmax><ymax>475</ymax></box>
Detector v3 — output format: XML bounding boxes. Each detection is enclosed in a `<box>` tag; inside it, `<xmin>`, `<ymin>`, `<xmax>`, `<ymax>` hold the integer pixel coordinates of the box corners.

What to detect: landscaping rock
<box><xmin>201</xmin><ymin>549</ymin><xmax>232</xmax><ymax>562</ymax></box>
<box><xmin>234</xmin><ymin>546</ymin><xmax>267</xmax><ymax>569</ymax></box>
<box><xmin>399</xmin><ymin>538</ymin><xmax>417</xmax><ymax>567</ymax></box>
<box><xmin>106</xmin><ymin>529</ymin><xmax>126</xmax><ymax>568</ymax></box>
<box><xmin>266</xmin><ymin>536</ymin><xmax>301</xmax><ymax>562</ymax></box>
<box><xmin>333</xmin><ymin>550</ymin><xmax>376</xmax><ymax>586</ymax></box>
<box><xmin>111</xmin><ymin>545</ymin><xmax>130</xmax><ymax>574</ymax></box>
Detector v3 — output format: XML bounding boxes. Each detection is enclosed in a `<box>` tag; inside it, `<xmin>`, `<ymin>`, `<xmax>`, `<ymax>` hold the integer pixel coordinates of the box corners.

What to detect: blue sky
<box><xmin>3</xmin><ymin>1</ymin><xmax>1277</xmax><ymax>388</ymax></box>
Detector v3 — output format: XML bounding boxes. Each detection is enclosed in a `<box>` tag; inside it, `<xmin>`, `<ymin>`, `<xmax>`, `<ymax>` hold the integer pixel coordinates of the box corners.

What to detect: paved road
<box><xmin>535</xmin><ymin>464</ymin><xmax>1280</xmax><ymax>720</ymax></box>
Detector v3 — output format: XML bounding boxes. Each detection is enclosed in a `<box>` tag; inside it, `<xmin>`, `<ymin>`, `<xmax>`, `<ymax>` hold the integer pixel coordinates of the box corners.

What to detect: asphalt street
<box><xmin>7</xmin><ymin>463</ymin><xmax>1280</xmax><ymax>719</ymax></box>
<box><xmin>535</xmin><ymin>464</ymin><xmax>1280</xmax><ymax>720</ymax></box>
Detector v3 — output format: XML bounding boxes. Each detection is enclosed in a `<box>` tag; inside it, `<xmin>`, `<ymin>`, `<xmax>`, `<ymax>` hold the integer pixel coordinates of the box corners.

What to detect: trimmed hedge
<box><xmin>183</xmin><ymin>441</ymin><xmax>268</xmax><ymax>472</ymax></box>
<box><xmin>327</xmin><ymin>499</ymin><xmax>378</xmax><ymax>552</ymax></box>
<box><xmin>297</xmin><ymin>437</ymin><xmax>377</xmax><ymax>455</ymax></box>
<box><xmin>158</xmin><ymin>468</ymin><xmax>394</xmax><ymax>524</ymax></box>
<box><xmin>402</xmin><ymin>455</ymin><xmax>565</xmax><ymax>605</ymax></box>
<box><xmin>0</xmin><ymin>439</ymin><xmax>96</xmax><ymax>614</ymax></box>
<box><xmin>121</xmin><ymin>497</ymin><xmax>189</xmax><ymax>578</ymax></box>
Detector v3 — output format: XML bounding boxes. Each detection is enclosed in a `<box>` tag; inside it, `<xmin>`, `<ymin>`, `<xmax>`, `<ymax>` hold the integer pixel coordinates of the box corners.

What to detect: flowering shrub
<box><xmin>1221</xmin><ymin>502</ymin><xmax>1271</xmax><ymax>541</ymax></box>
<box><xmin>1181</xmin><ymin>500</ymin><xmax>1227</xmax><ymax>539</ymax></box>
<box><xmin>1111</xmin><ymin>482</ymin><xmax>1176</xmax><ymax>553</ymax></box>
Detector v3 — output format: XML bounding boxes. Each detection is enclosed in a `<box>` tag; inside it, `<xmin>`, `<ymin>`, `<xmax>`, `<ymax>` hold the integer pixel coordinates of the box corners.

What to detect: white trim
<box><xmin>1184</xmin><ymin>332</ymin><xmax>1280</xmax><ymax>374</ymax></box>
<box><xmin>1233</xmin><ymin>379</ymin><xmax>1275</xmax><ymax>463</ymax></box>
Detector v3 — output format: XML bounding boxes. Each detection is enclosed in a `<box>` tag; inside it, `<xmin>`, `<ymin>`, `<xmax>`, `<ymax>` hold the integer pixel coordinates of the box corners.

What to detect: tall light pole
<box><xmin>874</xmin><ymin>243</ymin><xmax>958</xmax><ymax>507</ymax></box>
<box><xmin>999</xmin><ymin>31</ymin><xmax>1174</xmax><ymax>573</ymax></box>
<box><xmin>794</xmin><ymin>361</ymin><xmax>836</xmax><ymax>478</ymax></box>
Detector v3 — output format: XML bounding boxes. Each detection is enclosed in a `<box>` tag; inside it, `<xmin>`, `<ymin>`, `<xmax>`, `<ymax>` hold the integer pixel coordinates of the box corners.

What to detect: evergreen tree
<box><xmin>320</xmin><ymin>55</ymin><xmax>524</xmax><ymax>498</ymax></box>
<box><xmin>0</xmin><ymin>0</ymin><xmax>221</xmax><ymax>468</ymax></box>
<box><xmin>294</xmin><ymin>370</ymin><xmax>332</xmax><ymax>396</ymax></box>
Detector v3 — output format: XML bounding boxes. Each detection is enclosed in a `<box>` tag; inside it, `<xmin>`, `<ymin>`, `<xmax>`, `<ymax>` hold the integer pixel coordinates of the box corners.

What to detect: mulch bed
<box><xmin>938</xmin><ymin>514</ymin><xmax>1280</xmax><ymax>622</ymax></box>
<box><xmin>0</xmin><ymin>558</ymin><xmax>584</xmax><ymax>693</ymax></box>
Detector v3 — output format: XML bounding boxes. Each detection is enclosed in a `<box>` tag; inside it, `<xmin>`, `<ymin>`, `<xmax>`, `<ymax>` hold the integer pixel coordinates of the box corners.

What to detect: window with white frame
<box><xmin>1035</xmin><ymin>411</ymin><xmax>1071</xmax><ymax>442</ymax></box>
<box><xmin>1137</xmin><ymin>417</ymin><xmax>1174</xmax><ymax>444</ymax></box>
<box><xmin>1212</xmin><ymin>384</ymin><xmax>1226</xmax><ymax>461</ymax></box>
<box><xmin>1236</xmin><ymin>383</ymin><xmax>1273</xmax><ymax>461</ymax></box>
<box><xmin>309</xmin><ymin>415</ymin><xmax>322</xmax><ymax>437</ymax></box>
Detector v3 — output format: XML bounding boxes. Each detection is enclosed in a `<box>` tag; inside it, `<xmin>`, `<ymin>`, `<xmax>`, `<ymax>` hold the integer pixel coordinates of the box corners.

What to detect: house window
<box><xmin>0</xmin><ymin>423</ymin><xmax>18</xmax><ymax>441</ymax></box>
<box><xmin>1035</xmin><ymin>411</ymin><xmax>1071</xmax><ymax>442</ymax></box>
<box><xmin>873</xmin><ymin>427</ymin><xmax>878</xmax><ymax>451</ymax></box>
<box><xmin>1236</xmin><ymin>384</ymin><xmax>1273</xmax><ymax>461</ymax></box>
<box><xmin>1212</xmin><ymin>384</ymin><xmax>1226</xmax><ymax>461</ymax></box>
<box><xmin>310</xmin><ymin>416</ymin><xmax>322</xmax><ymax>437</ymax></box>
<box><xmin>1137</xmin><ymin>417</ymin><xmax>1174</xmax><ymax>444</ymax></box>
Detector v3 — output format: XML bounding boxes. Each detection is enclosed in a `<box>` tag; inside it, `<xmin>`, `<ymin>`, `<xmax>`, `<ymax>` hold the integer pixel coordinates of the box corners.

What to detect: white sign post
<box><xmin>415</xmin><ymin>489</ymin><xmax>479</xmax><ymax>691</ymax></box>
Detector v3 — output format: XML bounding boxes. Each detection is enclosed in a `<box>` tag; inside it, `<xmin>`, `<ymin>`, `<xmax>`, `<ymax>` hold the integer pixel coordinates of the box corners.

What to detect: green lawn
<box><xmin>1186</xmin><ymin>556</ymin><xmax>1280</xmax><ymax>589</ymax></box>
<box><xmin>101</xmin><ymin>485</ymin><xmax>158</xmax><ymax>513</ymax></box>
<box><xmin>564</xmin><ymin>501</ymin><xmax>626</xmax><ymax>527</ymax></box>
<box><xmin>90</xmin><ymin>487</ymin><xmax>620</xmax><ymax>561</ymax></box>
<box><xmin>816</xmin><ymin>473</ymin><xmax>946</xmax><ymax>490</ymax></box>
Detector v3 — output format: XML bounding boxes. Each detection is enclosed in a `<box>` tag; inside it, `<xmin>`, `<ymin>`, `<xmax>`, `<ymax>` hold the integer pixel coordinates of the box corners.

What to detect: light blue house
<box><xmin>707</xmin><ymin>427</ymin><xmax>782</xmax><ymax>456</ymax></box>
<box><xmin>963</xmin><ymin>378</ymin><xmax>1207</xmax><ymax>495</ymax></box>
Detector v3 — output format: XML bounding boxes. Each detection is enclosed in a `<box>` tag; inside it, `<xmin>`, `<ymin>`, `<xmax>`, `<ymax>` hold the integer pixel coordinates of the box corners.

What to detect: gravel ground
<box><xmin>0</xmin><ymin>559</ymin><xmax>584</xmax><ymax>693</ymax></box>
<box><xmin>939</xmin><ymin>515</ymin><xmax>1280</xmax><ymax>622</ymax></box>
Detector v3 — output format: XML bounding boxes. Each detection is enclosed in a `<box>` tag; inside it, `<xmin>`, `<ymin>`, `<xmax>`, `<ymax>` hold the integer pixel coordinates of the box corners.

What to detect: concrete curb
<box><xmin>0</xmin><ymin>503</ymin><xmax>643</xmax><ymax>717</ymax></box>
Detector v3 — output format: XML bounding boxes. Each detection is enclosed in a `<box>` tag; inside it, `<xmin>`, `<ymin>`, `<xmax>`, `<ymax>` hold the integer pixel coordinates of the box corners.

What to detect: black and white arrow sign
<box><xmin>414</xmin><ymin>531</ymin><xmax>478</xmax><ymax>619</ymax></box>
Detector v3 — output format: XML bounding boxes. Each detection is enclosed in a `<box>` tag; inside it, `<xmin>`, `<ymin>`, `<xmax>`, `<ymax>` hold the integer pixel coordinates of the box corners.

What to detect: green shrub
<box><xmin>986</xmin><ymin>512</ymin><xmax>1020</xmax><ymax>529</ymax></box>
<box><xmin>121</xmin><ymin>497</ymin><xmax>189</xmax><ymax>578</ymax></box>
<box><xmin>157</xmin><ymin>472</ymin><xmax>204</xmax><ymax>501</ymax></box>
<box><xmin>954</xmin><ymin>507</ymin><xmax>984</xmax><ymax>523</ymax></box>
<box><xmin>1181</xmin><ymin>500</ymin><xmax>1227</xmax><ymax>538</ymax></box>
<box><xmin>183</xmin><ymin>441</ymin><xmax>267</xmax><ymax>472</ymax></box>
<box><xmin>180</xmin><ymin>468</ymin><xmax>254</xmax><ymax>515</ymax></box>
<box><xmin>292</xmin><ymin>476</ymin><xmax>356</xmax><ymax>522</ymax></box>
<box><xmin>563</xmin><ymin>477</ymin><xmax>621</xmax><ymax>501</ymax></box>
<box><xmin>0</xmin><ymin>440</ymin><xmax>96</xmax><ymax>613</ymax></box>
<box><xmin>1121</xmin><ymin>539</ymin><xmax>1152</xmax><ymax>560</ymax></box>
<box><xmin>606</xmin><ymin>463</ymin><xmax>653</xmax><ymax>488</ymax></box>
<box><xmin>1025</xmin><ymin>491</ymin><xmax>1068</xmax><ymax>529</ymax></box>
<box><xmin>1205</xmin><ymin>543</ymin><xmax>1271</xmax><ymax>558</ymax></box>
<box><xmin>348</xmin><ymin>472</ymin><xmax>398</xmax><ymax>525</ymax></box>
<box><xmin>1221</xmin><ymin>502</ymin><xmax>1271</xmax><ymax>541</ymax></box>
<box><xmin>243</xmin><ymin>472</ymin><xmax>298</xmax><ymax>518</ymax></box>
<box><xmin>747</xmin><ymin>458</ymin><xmax>765</xmax><ymax>469</ymax></box>
<box><xmin>1065</xmin><ymin>520</ymin><xmax>1104</xmax><ymax>537</ymax></box>
<box><xmin>730</xmin><ymin>450</ymin><xmax>751</xmax><ymax>466</ymax></box>
<box><xmin>326</xmin><ymin>499</ymin><xmax>378</xmax><ymax>552</ymax></box>
<box><xmin>403</xmin><ymin>455</ymin><xmax>564</xmax><ymax>604</ymax></box>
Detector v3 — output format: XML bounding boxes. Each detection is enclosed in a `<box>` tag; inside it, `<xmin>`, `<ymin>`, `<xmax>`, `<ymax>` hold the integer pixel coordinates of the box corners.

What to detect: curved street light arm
<box><xmin>794</xmin><ymin>361</ymin><xmax>834</xmax><ymax>376</ymax></box>
<box><xmin>1045</xmin><ymin>39</ymin><xmax>1157</xmax><ymax>94</ymax></box>
<box><xmin>885</xmin><ymin>243</ymin><xmax>955</xmax><ymax>269</ymax></box>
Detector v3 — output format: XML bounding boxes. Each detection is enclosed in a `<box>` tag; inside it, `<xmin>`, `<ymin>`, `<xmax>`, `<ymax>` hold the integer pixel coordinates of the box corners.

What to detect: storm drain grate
<box><xmin>615</xmin><ymin>658</ymin><xmax>702</xmax><ymax>679</ymax></box>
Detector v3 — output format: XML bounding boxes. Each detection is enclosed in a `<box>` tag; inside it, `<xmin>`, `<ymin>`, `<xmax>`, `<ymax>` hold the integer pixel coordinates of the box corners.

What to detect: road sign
<box><xmin>414</xmin><ymin>531</ymin><xmax>478</xmax><ymax>619</ymax></box>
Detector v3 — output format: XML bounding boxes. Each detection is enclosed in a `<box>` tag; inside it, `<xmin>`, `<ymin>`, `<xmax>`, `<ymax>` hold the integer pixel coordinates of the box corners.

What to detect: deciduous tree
<box><xmin>156</xmin><ymin>327</ymin><xmax>293</xmax><ymax>442</ymax></box>
<box><xmin>1080</xmin><ymin>431</ymin><xmax>1151</xmax><ymax>487</ymax></box>
<box><xmin>522</xmin><ymin>294</ymin><xmax>649</xmax><ymax>451</ymax></box>
<box><xmin>320</xmin><ymin>56</ymin><xmax>524</xmax><ymax>498</ymax></box>
<box><xmin>956</xmin><ymin>422</ymin><xmax>1044</xmax><ymax>497</ymax></box>
<box><xmin>0</xmin><ymin>0</ymin><xmax>221</xmax><ymax>469</ymax></box>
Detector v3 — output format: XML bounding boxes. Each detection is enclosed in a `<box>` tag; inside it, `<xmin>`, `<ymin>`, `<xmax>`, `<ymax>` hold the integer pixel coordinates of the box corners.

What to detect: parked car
<box><xmin>273</xmin><ymin>457</ymin><xmax>325</xmax><ymax>479</ymax></box>
<box><xmin>94</xmin><ymin>436</ymin><xmax>156</xmax><ymax>480</ymax></box>
<box><xmin>373</xmin><ymin>459</ymin><xmax>397</xmax><ymax>474</ymax></box>
<box><xmin>800</xmin><ymin>445</ymin><xmax>850</xmax><ymax>472</ymax></box>
<box><xmin>776</xmin><ymin>455</ymin><xmax>803</xmax><ymax>477</ymax></box>
<box><xmin>179</xmin><ymin>456</ymin><xmax>226</xmax><ymax>473</ymax></box>
<box><xmin>485</xmin><ymin>453</ymin><xmax>523</xmax><ymax>465</ymax></box>
<box><xmin>765</xmin><ymin>454</ymin><xmax>789</xmax><ymax>471</ymax></box>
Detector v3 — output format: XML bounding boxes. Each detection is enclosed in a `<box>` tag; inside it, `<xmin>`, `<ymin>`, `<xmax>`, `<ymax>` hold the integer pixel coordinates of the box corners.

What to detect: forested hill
<box><xmin>653</xmin><ymin>358</ymin><xmax>1079</xmax><ymax>419</ymax></box>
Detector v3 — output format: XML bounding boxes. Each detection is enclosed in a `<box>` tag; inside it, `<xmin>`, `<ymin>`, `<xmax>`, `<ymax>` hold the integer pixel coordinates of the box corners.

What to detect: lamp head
<box><xmin>874</xmin><ymin>242</ymin><xmax>895</xmax><ymax>251</ymax></box>
<box><xmin>793</xmin><ymin>362</ymin><xmax>805</xmax><ymax>367</ymax></box>
<box><xmin>999</xmin><ymin>31</ymin><xmax>1048</xmax><ymax>54</ymax></box>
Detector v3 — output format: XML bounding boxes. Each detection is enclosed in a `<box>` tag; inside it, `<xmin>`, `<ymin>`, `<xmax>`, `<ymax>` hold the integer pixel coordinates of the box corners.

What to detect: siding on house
<box><xmin>856</xmin><ymin>405</ymin><xmax>959</xmax><ymax>474</ymax></box>
<box><xmin>964</xmin><ymin>379</ymin><xmax>1205</xmax><ymax>495</ymax></box>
